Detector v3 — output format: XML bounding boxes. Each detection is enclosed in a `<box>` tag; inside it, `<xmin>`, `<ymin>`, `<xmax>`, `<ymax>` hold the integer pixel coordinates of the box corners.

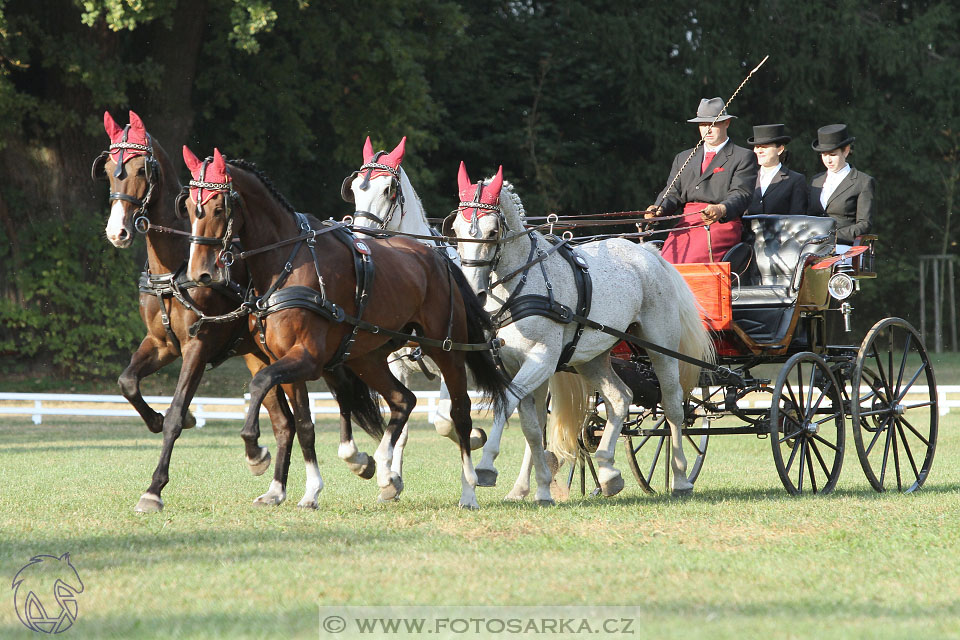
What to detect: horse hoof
<box><xmin>475</xmin><ymin>468</ymin><xmax>498</xmax><ymax>487</ymax></box>
<box><xmin>549</xmin><ymin>479</ymin><xmax>570</xmax><ymax>502</ymax></box>
<box><xmin>378</xmin><ymin>476</ymin><xmax>404</xmax><ymax>502</ymax></box>
<box><xmin>134</xmin><ymin>493</ymin><xmax>163</xmax><ymax>513</ymax></box>
<box><xmin>535</xmin><ymin>498</ymin><xmax>556</xmax><ymax>507</ymax></box>
<box><xmin>182</xmin><ymin>411</ymin><xmax>196</xmax><ymax>430</ymax></box>
<box><xmin>469</xmin><ymin>428</ymin><xmax>487</xmax><ymax>450</ymax></box>
<box><xmin>672</xmin><ymin>486</ymin><xmax>694</xmax><ymax>498</ymax></box>
<box><xmin>297</xmin><ymin>499</ymin><xmax>319</xmax><ymax>510</ymax></box>
<box><xmin>357</xmin><ymin>457</ymin><xmax>377</xmax><ymax>480</ymax></box>
<box><xmin>253</xmin><ymin>493</ymin><xmax>284</xmax><ymax>507</ymax></box>
<box><xmin>458</xmin><ymin>499</ymin><xmax>480</xmax><ymax>511</ymax></box>
<box><xmin>503</xmin><ymin>488</ymin><xmax>528</xmax><ymax>502</ymax></box>
<box><xmin>600</xmin><ymin>473</ymin><xmax>625</xmax><ymax>497</ymax></box>
<box><xmin>146</xmin><ymin>415</ymin><xmax>163</xmax><ymax>434</ymax></box>
<box><xmin>246</xmin><ymin>447</ymin><xmax>272</xmax><ymax>476</ymax></box>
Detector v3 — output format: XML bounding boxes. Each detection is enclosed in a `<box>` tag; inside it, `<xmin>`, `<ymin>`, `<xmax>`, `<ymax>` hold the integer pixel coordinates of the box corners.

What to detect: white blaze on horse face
<box><xmin>106</xmin><ymin>199</ymin><xmax>133</xmax><ymax>248</ymax></box>
<box><xmin>454</xmin><ymin>214</ymin><xmax>497</xmax><ymax>294</ymax></box>
<box><xmin>350</xmin><ymin>173</ymin><xmax>395</xmax><ymax>230</ymax></box>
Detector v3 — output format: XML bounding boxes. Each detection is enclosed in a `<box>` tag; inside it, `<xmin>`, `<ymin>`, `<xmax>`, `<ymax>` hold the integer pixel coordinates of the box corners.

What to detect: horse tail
<box><xmin>447</xmin><ymin>261</ymin><xmax>512</xmax><ymax>416</ymax></box>
<box><xmin>640</xmin><ymin>244</ymin><xmax>716</xmax><ymax>394</ymax></box>
<box><xmin>327</xmin><ymin>366</ymin><xmax>384</xmax><ymax>440</ymax></box>
<box><xmin>546</xmin><ymin>372</ymin><xmax>590</xmax><ymax>463</ymax></box>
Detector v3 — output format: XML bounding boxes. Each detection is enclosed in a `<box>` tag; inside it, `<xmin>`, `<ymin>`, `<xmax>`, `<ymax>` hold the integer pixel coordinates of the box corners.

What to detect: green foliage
<box><xmin>0</xmin><ymin>214</ymin><xmax>143</xmax><ymax>376</ymax></box>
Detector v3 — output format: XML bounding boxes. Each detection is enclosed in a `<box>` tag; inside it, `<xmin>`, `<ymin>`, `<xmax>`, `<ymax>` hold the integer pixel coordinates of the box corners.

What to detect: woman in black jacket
<box><xmin>807</xmin><ymin>123</ymin><xmax>876</xmax><ymax>247</ymax></box>
<box><xmin>746</xmin><ymin>123</ymin><xmax>807</xmax><ymax>215</ymax></box>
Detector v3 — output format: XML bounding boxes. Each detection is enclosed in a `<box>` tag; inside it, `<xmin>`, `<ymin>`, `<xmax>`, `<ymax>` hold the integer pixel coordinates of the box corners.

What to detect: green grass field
<box><xmin>2</xmin><ymin>407</ymin><xmax>960</xmax><ymax>639</ymax></box>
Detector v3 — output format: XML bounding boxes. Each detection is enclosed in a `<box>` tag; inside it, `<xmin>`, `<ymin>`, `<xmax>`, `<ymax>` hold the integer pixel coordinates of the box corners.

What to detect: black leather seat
<box><xmin>732</xmin><ymin>215</ymin><xmax>836</xmax><ymax>343</ymax></box>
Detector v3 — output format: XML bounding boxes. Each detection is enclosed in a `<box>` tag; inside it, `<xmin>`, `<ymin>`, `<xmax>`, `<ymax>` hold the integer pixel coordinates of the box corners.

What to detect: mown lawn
<box><xmin>1</xmin><ymin>408</ymin><xmax>959</xmax><ymax>639</ymax></box>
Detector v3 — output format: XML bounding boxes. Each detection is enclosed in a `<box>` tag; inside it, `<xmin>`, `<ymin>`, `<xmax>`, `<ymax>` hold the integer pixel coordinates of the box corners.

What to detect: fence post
<box><xmin>33</xmin><ymin>399</ymin><xmax>42</xmax><ymax>425</ymax></box>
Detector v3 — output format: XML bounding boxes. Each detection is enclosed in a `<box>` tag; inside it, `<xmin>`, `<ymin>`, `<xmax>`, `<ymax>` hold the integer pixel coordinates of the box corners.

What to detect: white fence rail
<box><xmin>1</xmin><ymin>386</ymin><xmax>957</xmax><ymax>427</ymax></box>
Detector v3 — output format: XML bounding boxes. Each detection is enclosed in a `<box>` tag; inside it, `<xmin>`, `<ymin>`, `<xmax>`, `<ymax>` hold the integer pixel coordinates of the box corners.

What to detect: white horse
<box><xmin>450</xmin><ymin>163</ymin><xmax>715</xmax><ymax>503</ymax></box>
<box><xmin>342</xmin><ymin>136</ymin><xmax>485</xmax><ymax>482</ymax></box>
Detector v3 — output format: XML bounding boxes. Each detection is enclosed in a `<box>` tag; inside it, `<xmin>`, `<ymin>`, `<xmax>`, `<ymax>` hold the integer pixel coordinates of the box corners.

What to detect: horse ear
<box><xmin>457</xmin><ymin>161</ymin><xmax>471</xmax><ymax>195</ymax></box>
<box><xmin>128</xmin><ymin>110</ymin><xmax>145</xmax><ymax>135</ymax></box>
<box><xmin>362</xmin><ymin>136</ymin><xmax>374</xmax><ymax>164</ymax></box>
<box><xmin>103</xmin><ymin>111</ymin><xmax>122</xmax><ymax>140</ymax></box>
<box><xmin>182</xmin><ymin>145</ymin><xmax>202</xmax><ymax>174</ymax></box>
<box><xmin>212</xmin><ymin>148</ymin><xmax>226</xmax><ymax>174</ymax></box>
<box><xmin>385</xmin><ymin>136</ymin><xmax>406</xmax><ymax>166</ymax></box>
<box><xmin>488</xmin><ymin>165</ymin><xmax>504</xmax><ymax>197</ymax></box>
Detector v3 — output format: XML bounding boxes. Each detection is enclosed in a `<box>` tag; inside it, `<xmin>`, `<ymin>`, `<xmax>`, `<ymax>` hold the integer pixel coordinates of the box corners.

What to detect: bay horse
<box><xmin>180</xmin><ymin>146</ymin><xmax>510</xmax><ymax>508</ymax></box>
<box><xmin>342</xmin><ymin>136</ymin><xmax>486</xmax><ymax>479</ymax></box>
<box><xmin>94</xmin><ymin>111</ymin><xmax>367</xmax><ymax>512</ymax></box>
<box><xmin>448</xmin><ymin>163</ymin><xmax>715</xmax><ymax>502</ymax></box>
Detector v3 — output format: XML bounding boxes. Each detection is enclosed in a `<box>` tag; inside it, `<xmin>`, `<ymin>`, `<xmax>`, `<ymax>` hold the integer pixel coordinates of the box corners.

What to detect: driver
<box><xmin>645</xmin><ymin>97</ymin><xmax>757</xmax><ymax>263</ymax></box>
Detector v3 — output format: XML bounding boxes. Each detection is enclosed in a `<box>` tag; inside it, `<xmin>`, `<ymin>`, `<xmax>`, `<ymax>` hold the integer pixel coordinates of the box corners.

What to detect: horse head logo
<box><xmin>12</xmin><ymin>553</ymin><xmax>84</xmax><ymax>634</ymax></box>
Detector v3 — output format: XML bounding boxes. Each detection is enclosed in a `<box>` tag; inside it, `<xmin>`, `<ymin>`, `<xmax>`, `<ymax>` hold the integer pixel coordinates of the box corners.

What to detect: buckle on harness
<box><xmin>442</xmin><ymin>338</ymin><xmax>453</xmax><ymax>352</ymax></box>
<box><xmin>134</xmin><ymin>216</ymin><xmax>150</xmax><ymax>233</ymax></box>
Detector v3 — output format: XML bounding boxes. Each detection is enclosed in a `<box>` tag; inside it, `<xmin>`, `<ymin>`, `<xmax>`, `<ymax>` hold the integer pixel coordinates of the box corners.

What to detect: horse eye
<box><xmin>137</xmin><ymin>167</ymin><xmax>146</xmax><ymax>176</ymax></box>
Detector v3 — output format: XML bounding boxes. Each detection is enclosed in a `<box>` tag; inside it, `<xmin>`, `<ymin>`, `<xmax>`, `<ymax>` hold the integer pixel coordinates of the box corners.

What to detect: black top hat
<box><xmin>811</xmin><ymin>124</ymin><xmax>855</xmax><ymax>152</ymax></box>
<box><xmin>686</xmin><ymin>97</ymin><xmax>736</xmax><ymax>123</ymax></box>
<box><xmin>747</xmin><ymin>124</ymin><xmax>791</xmax><ymax>146</ymax></box>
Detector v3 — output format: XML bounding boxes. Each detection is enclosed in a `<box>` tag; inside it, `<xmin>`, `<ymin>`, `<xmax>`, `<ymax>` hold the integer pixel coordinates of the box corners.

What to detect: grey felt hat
<box><xmin>686</xmin><ymin>97</ymin><xmax>736</xmax><ymax>123</ymax></box>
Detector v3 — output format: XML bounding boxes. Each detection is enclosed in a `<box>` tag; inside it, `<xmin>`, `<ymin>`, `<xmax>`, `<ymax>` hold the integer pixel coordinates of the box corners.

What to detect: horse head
<box><xmin>342</xmin><ymin>136</ymin><xmax>406</xmax><ymax>230</ymax></box>
<box><xmin>94</xmin><ymin>110</ymin><xmax>161</xmax><ymax>248</ymax></box>
<box><xmin>449</xmin><ymin>161</ymin><xmax>504</xmax><ymax>300</ymax></box>
<box><xmin>181</xmin><ymin>146</ymin><xmax>237</xmax><ymax>286</ymax></box>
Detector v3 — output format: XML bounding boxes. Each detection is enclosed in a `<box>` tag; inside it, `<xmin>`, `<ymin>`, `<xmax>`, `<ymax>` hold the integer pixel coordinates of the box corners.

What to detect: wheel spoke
<box><xmin>813</xmin><ymin>411</ymin><xmax>843</xmax><ymax>426</ymax></box>
<box><xmin>894</xmin><ymin>364</ymin><xmax>927</xmax><ymax>404</ymax></box>
<box><xmin>871</xmin><ymin>343</ymin><xmax>893</xmax><ymax>399</ymax></box>
<box><xmin>805</xmin><ymin>364</ymin><xmax>817</xmax><ymax>414</ymax></box>
<box><xmin>684</xmin><ymin>434</ymin><xmax>705</xmax><ymax>456</ymax></box>
<box><xmin>811</xmin><ymin>433</ymin><xmax>838</xmax><ymax>451</ymax></box>
<box><xmin>864</xmin><ymin>415</ymin><xmax>892</xmax><ymax>456</ymax></box>
<box><xmin>901</xmin><ymin>400</ymin><xmax>935</xmax><ymax>411</ymax></box>
<box><xmin>810</xmin><ymin>439</ymin><xmax>832</xmax><ymax>476</ymax></box>
<box><xmin>646</xmin><ymin>436</ymin><xmax>665</xmax><ymax>480</ymax></box>
<box><xmin>784</xmin><ymin>431</ymin><xmax>802</xmax><ymax>473</ymax></box>
<box><xmin>797</xmin><ymin>438</ymin><xmax>807</xmax><ymax>492</ymax></box>
<box><xmin>895</xmin><ymin>419</ymin><xmax>921</xmax><ymax>484</ymax></box>
<box><xmin>795</xmin><ymin>366</ymin><xmax>805</xmax><ymax>414</ymax></box>
<box><xmin>784</xmin><ymin>381</ymin><xmax>802</xmax><ymax>421</ymax></box>
<box><xmin>893</xmin><ymin>332</ymin><xmax>912</xmax><ymax>396</ymax></box>
<box><xmin>879</xmin><ymin>418</ymin><xmax>894</xmax><ymax>487</ymax></box>
<box><xmin>891</xmin><ymin>417</ymin><xmax>903</xmax><ymax>491</ymax></box>
<box><xmin>805</xmin><ymin>442</ymin><xmax>818</xmax><ymax>493</ymax></box>
<box><xmin>778</xmin><ymin>427</ymin><xmax>805</xmax><ymax>444</ymax></box>
<box><xmin>899</xmin><ymin>415</ymin><xmax>931</xmax><ymax>447</ymax></box>
<box><xmin>632</xmin><ymin>434</ymin><xmax>652</xmax><ymax>455</ymax></box>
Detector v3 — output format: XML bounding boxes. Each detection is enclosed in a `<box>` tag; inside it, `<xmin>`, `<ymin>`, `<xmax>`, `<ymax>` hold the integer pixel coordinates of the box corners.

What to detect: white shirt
<box><xmin>759</xmin><ymin>163</ymin><xmax>782</xmax><ymax>195</ymax></box>
<box><xmin>704</xmin><ymin>138</ymin><xmax>729</xmax><ymax>154</ymax></box>
<box><xmin>820</xmin><ymin>164</ymin><xmax>851</xmax><ymax>208</ymax></box>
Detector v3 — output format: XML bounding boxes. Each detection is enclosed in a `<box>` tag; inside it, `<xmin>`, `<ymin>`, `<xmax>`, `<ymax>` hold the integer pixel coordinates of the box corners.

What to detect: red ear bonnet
<box><xmin>103</xmin><ymin>110</ymin><xmax>150</xmax><ymax>165</ymax></box>
<box><xmin>457</xmin><ymin>163</ymin><xmax>503</xmax><ymax>222</ymax></box>
<box><xmin>183</xmin><ymin>146</ymin><xmax>231</xmax><ymax>205</ymax></box>
<box><xmin>358</xmin><ymin>136</ymin><xmax>406</xmax><ymax>179</ymax></box>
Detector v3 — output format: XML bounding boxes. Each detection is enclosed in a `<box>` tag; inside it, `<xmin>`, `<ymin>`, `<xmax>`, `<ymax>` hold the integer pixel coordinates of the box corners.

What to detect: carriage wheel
<box><xmin>624</xmin><ymin>386</ymin><xmax>711</xmax><ymax>494</ymax></box>
<box><xmin>769</xmin><ymin>352</ymin><xmax>845</xmax><ymax>495</ymax></box>
<box><xmin>850</xmin><ymin>318</ymin><xmax>937</xmax><ymax>493</ymax></box>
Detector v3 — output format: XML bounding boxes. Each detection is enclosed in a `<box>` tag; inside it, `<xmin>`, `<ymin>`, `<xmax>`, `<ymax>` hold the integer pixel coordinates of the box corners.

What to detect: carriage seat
<box><xmin>731</xmin><ymin>215</ymin><xmax>836</xmax><ymax>343</ymax></box>
<box><xmin>732</xmin><ymin>215</ymin><xmax>836</xmax><ymax>307</ymax></box>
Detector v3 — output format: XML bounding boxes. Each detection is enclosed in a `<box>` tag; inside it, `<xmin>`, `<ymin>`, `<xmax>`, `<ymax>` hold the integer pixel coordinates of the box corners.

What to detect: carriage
<box><xmin>569</xmin><ymin>214</ymin><xmax>937</xmax><ymax>497</ymax></box>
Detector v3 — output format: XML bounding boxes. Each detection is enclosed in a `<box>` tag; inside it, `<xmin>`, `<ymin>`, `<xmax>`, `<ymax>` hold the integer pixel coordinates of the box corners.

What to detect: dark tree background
<box><xmin>1</xmin><ymin>0</ymin><xmax>958</xmax><ymax>373</ymax></box>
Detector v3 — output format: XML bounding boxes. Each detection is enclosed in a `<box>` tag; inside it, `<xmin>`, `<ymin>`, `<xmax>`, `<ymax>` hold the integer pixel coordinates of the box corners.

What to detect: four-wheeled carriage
<box><xmin>565</xmin><ymin>214</ymin><xmax>938</xmax><ymax>497</ymax></box>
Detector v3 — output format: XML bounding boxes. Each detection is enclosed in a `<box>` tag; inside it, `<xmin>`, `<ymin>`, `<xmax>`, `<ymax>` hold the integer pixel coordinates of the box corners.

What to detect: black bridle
<box><xmin>92</xmin><ymin>126</ymin><xmax>160</xmax><ymax>230</ymax></box>
<box><xmin>456</xmin><ymin>181</ymin><xmax>508</xmax><ymax>270</ymax></box>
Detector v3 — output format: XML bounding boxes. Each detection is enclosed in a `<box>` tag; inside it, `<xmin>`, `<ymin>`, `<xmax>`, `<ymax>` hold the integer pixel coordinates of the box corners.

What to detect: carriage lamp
<box><xmin>828</xmin><ymin>272</ymin><xmax>855</xmax><ymax>300</ymax></box>
<box><xmin>841</xmin><ymin>301</ymin><xmax>854</xmax><ymax>332</ymax></box>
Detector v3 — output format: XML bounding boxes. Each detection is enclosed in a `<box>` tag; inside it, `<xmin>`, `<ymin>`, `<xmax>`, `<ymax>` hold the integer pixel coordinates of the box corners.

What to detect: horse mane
<box><xmin>496</xmin><ymin>179</ymin><xmax>526</xmax><ymax>225</ymax></box>
<box><xmin>226</xmin><ymin>157</ymin><xmax>297</xmax><ymax>214</ymax></box>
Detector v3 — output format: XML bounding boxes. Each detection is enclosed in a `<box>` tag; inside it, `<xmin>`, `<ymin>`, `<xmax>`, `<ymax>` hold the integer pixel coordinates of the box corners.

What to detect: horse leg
<box><xmin>118</xmin><ymin>335</ymin><xmax>178</xmax><ymax>434</ymax></box>
<box><xmin>647</xmin><ymin>350</ymin><xmax>691</xmax><ymax>494</ymax></box>
<box><xmin>285</xmin><ymin>381</ymin><xmax>323</xmax><ymax>509</ymax></box>
<box><xmin>576</xmin><ymin>355</ymin><xmax>631</xmax><ymax>498</ymax></box>
<box><xmin>134</xmin><ymin>342</ymin><xmax>208</xmax><ymax>512</ymax></box>
<box><xmin>504</xmin><ymin>382</ymin><xmax>549</xmax><ymax>501</ymax></box>
<box><xmin>325</xmin><ymin>367</ymin><xmax>376</xmax><ymax>481</ymax></box>
<box><xmin>240</xmin><ymin>349</ymin><xmax>318</xmax><ymax>486</ymax></box>
<box><xmin>433</xmin><ymin>375</ymin><xmax>487</xmax><ymax>451</ymax></box>
<box><xmin>423</xmin><ymin>351</ymin><xmax>482</xmax><ymax>510</ymax></box>
<box><xmin>347</xmin><ymin>358</ymin><xmax>414</xmax><ymax>502</ymax></box>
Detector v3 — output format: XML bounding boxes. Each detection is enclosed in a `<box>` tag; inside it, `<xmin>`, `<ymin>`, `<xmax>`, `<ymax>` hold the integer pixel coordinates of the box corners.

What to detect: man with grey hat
<box><xmin>646</xmin><ymin>97</ymin><xmax>758</xmax><ymax>264</ymax></box>
<box><xmin>807</xmin><ymin>123</ymin><xmax>876</xmax><ymax>246</ymax></box>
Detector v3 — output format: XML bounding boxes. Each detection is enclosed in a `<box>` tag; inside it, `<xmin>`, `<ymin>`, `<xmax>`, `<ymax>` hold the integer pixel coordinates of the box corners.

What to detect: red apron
<box><xmin>661</xmin><ymin>202</ymin><xmax>741</xmax><ymax>264</ymax></box>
